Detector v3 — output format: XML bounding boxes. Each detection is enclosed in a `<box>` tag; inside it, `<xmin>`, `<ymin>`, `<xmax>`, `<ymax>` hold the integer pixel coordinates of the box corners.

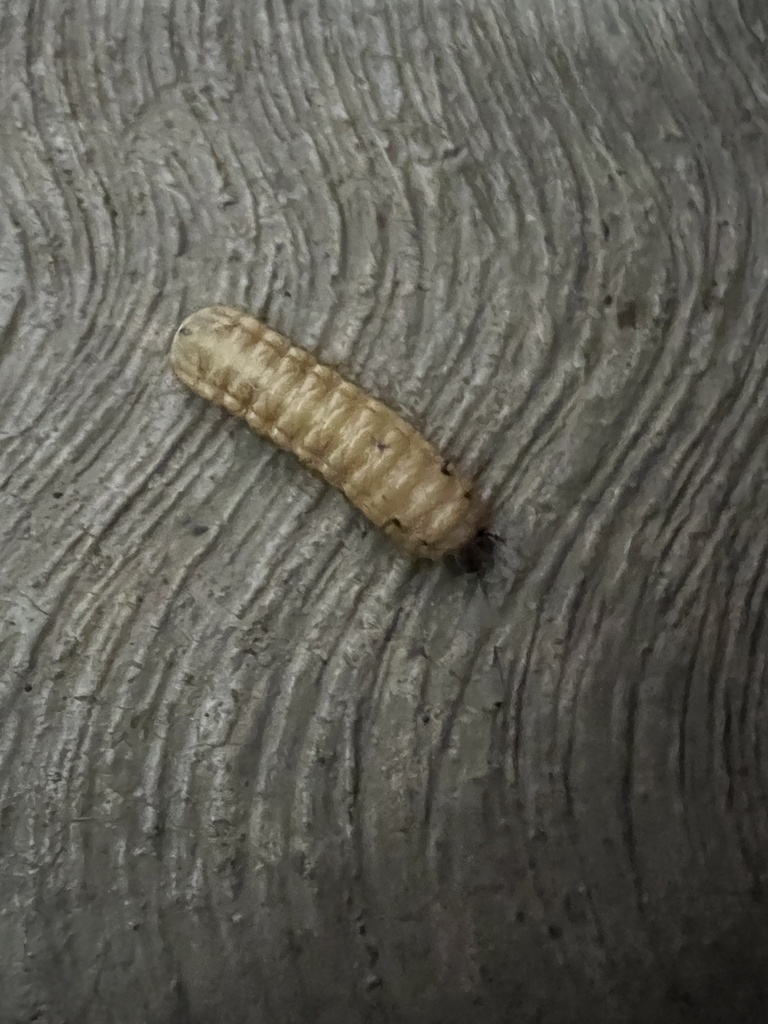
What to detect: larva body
<box><xmin>170</xmin><ymin>306</ymin><xmax>488</xmax><ymax>562</ymax></box>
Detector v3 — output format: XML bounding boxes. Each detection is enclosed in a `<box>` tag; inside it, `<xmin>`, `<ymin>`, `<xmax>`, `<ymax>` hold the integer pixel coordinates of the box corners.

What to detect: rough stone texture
<box><xmin>2</xmin><ymin>1</ymin><xmax>768</xmax><ymax>1022</ymax></box>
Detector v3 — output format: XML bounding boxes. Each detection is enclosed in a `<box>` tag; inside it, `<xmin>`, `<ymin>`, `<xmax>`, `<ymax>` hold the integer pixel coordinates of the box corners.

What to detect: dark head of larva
<box><xmin>450</xmin><ymin>526</ymin><xmax>499</xmax><ymax>576</ymax></box>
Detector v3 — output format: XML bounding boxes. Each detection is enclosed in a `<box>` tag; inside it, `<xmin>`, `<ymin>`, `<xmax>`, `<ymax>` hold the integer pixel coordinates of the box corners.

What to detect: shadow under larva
<box><xmin>170</xmin><ymin>305</ymin><xmax>494</xmax><ymax>571</ymax></box>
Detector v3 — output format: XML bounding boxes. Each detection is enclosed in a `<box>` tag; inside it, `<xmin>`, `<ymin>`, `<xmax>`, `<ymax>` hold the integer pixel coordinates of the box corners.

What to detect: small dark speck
<box><xmin>515</xmin><ymin>910</ymin><xmax>526</xmax><ymax>923</ymax></box>
<box><xmin>24</xmin><ymin>683</ymin><xmax>32</xmax><ymax>693</ymax></box>
<box><xmin>191</xmin><ymin>525</ymin><xmax>209</xmax><ymax>536</ymax></box>
<box><xmin>603</xmin><ymin>295</ymin><xmax>613</xmax><ymax>307</ymax></box>
<box><xmin>602</xmin><ymin>219</ymin><xmax>610</xmax><ymax>239</ymax></box>
<box><xmin>375</xmin><ymin>440</ymin><xmax>388</xmax><ymax>451</ymax></box>
<box><xmin>178</xmin><ymin>326</ymin><xmax>193</xmax><ymax>336</ymax></box>
<box><xmin>441</xmin><ymin>463</ymin><xmax>453</xmax><ymax>476</ymax></box>
<box><xmin>376</xmin><ymin>211</ymin><xmax>387</xmax><ymax>230</ymax></box>
<box><xmin>617</xmin><ymin>301</ymin><xmax>637</xmax><ymax>329</ymax></box>
<box><xmin>52</xmin><ymin>490</ymin><xmax>64</xmax><ymax>498</ymax></box>
<box><xmin>421</xmin><ymin>712</ymin><xmax>431</xmax><ymax>725</ymax></box>
<box><xmin>283</xmin><ymin>290</ymin><xmax>292</xmax><ymax>298</ymax></box>
<box><xmin>548</xmin><ymin>924</ymin><xmax>562</xmax><ymax>940</ymax></box>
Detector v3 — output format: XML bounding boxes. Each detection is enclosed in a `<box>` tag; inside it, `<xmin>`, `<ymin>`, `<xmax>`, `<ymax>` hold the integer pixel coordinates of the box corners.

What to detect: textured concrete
<box><xmin>2</xmin><ymin>1</ymin><xmax>768</xmax><ymax>1022</ymax></box>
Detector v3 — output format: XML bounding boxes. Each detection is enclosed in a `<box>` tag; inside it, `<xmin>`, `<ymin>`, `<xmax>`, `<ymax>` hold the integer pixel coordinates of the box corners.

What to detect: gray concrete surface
<box><xmin>2</xmin><ymin>1</ymin><xmax>768</xmax><ymax>1022</ymax></box>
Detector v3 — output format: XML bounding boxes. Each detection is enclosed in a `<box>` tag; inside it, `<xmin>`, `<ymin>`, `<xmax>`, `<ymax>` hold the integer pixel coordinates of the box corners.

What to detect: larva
<box><xmin>170</xmin><ymin>306</ymin><xmax>490</xmax><ymax>566</ymax></box>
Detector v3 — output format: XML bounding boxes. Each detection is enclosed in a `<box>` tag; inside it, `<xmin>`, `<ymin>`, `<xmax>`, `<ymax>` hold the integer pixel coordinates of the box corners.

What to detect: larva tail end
<box><xmin>170</xmin><ymin>305</ymin><xmax>249</xmax><ymax>381</ymax></box>
<box><xmin>172</xmin><ymin>306</ymin><xmax>242</xmax><ymax>348</ymax></box>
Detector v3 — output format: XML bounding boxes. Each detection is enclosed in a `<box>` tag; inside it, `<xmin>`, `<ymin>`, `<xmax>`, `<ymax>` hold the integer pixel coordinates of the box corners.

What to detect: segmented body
<box><xmin>170</xmin><ymin>305</ymin><xmax>487</xmax><ymax>561</ymax></box>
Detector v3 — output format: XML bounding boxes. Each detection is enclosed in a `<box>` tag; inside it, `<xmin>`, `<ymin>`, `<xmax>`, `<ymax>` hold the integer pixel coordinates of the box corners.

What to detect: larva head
<box><xmin>452</xmin><ymin>526</ymin><xmax>498</xmax><ymax>575</ymax></box>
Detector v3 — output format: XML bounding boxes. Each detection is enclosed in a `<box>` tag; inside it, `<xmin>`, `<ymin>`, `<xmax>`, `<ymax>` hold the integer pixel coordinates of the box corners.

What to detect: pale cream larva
<box><xmin>170</xmin><ymin>306</ymin><xmax>490</xmax><ymax>566</ymax></box>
